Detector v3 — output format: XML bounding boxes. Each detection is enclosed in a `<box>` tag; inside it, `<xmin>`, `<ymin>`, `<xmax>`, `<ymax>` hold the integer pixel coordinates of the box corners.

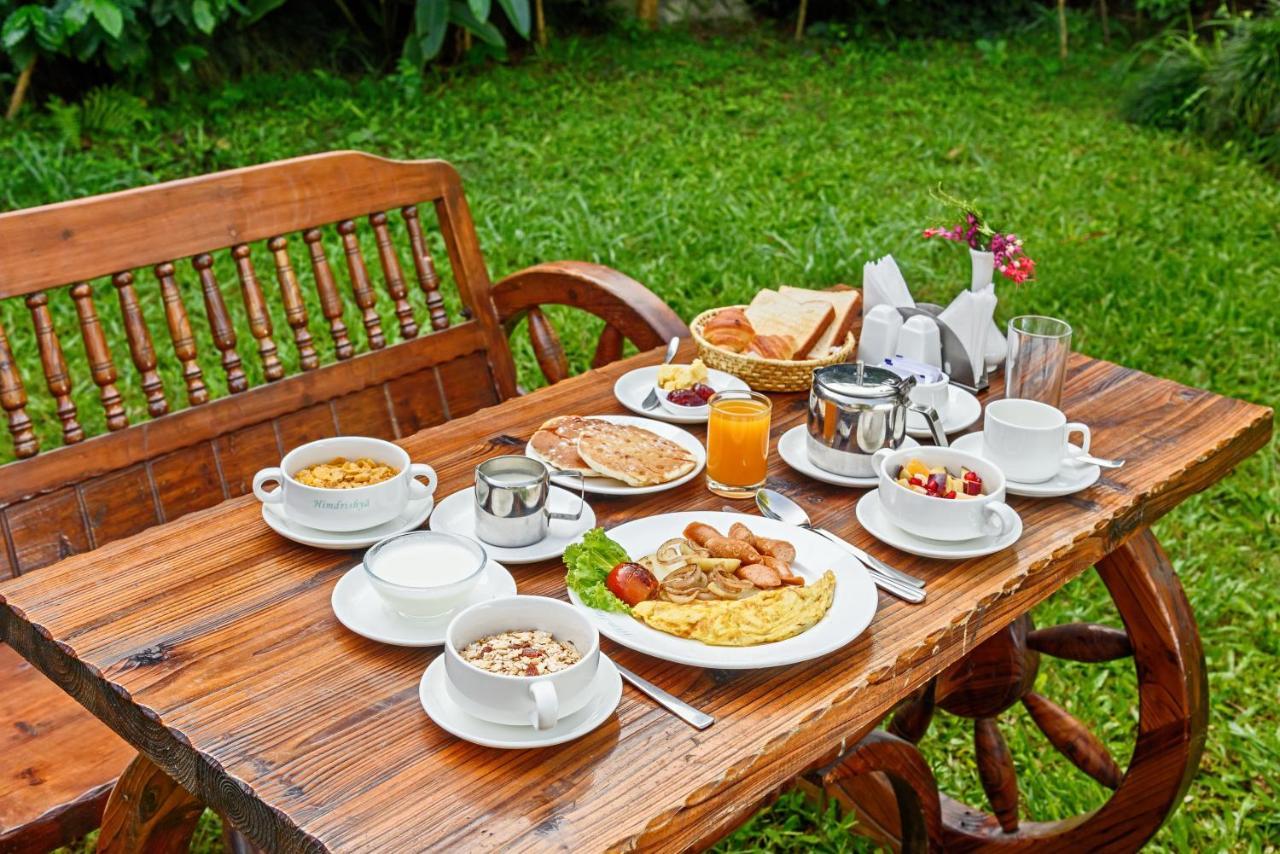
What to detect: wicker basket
<box><xmin>690</xmin><ymin>307</ymin><xmax>856</xmax><ymax>392</ymax></box>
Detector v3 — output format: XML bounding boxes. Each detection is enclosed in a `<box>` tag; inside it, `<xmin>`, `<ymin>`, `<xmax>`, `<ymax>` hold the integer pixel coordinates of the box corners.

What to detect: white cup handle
<box><xmin>252</xmin><ymin>468</ymin><xmax>285</xmax><ymax>504</ymax></box>
<box><xmin>982</xmin><ymin>501</ymin><xmax>1018</xmax><ymax>537</ymax></box>
<box><xmin>529</xmin><ymin>680</ymin><xmax>558</xmax><ymax>730</ymax></box>
<box><xmin>408</xmin><ymin>463</ymin><xmax>438</xmax><ymax>500</ymax></box>
<box><xmin>1063</xmin><ymin>423</ymin><xmax>1092</xmax><ymax>468</ymax></box>
<box><xmin>871</xmin><ymin>447</ymin><xmax>895</xmax><ymax>478</ymax></box>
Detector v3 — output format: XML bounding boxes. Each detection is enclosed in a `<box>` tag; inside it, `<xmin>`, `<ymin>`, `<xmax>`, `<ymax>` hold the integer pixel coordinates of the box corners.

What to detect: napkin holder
<box><xmin>896</xmin><ymin>304</ymin><xmax>991</xmax><ymax>393</ymax></box>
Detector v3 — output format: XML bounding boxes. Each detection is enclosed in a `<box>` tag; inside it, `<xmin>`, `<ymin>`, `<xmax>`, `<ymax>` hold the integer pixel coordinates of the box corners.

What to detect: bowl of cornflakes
<box><xmin>252</xmin><ymin>437</ymin><xmax>437</xmax><ymax>532</ymax></box>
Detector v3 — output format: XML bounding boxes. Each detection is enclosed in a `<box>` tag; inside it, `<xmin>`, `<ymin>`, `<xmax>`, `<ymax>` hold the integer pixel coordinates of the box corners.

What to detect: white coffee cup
<box><xmin>363</xmin><ymin>531</ymin><xmax>486</xmax><ymax>619</ymax></box>
<box><xmin>983</xmin><ymin>399</ymin><xmax>1091</xmax><ymax>484</ymax></box>
<box><xmin>908</xmin><ymin>372</ymin><xmax>950</xmax><ymax>419</ymax></box>
<box><xmin>871</xmin><ymin>446</ymin><xmax>1018</xmax><ymax>542</ymax></box>
<box><xmin>252</xmin><ymin>436</ymin><xmax>436</xmax><ymax>531</ymax></box>
<box><xmin>444</xmin><ymin>596</ymin><xmax>600</xmax><ymax>730</ymax></box>
<box><xmin>857</xmin><ymin>304</ymin><xmax>903</xmax><ymax>365</ymax></box>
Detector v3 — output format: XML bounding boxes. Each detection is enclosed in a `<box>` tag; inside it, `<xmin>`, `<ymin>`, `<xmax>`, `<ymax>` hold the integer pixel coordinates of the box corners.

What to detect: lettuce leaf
<box><xmin>564</xmin><ymin>527</ymin><xmax>631</xmax><ymax>614</ymax></box>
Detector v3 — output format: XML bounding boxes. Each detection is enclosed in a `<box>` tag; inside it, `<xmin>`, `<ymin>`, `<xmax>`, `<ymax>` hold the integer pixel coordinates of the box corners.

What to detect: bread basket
<box><xmin>691</xmin><ymin>306</ymin><xmax>856</xmax><ymax>392</ymax></box>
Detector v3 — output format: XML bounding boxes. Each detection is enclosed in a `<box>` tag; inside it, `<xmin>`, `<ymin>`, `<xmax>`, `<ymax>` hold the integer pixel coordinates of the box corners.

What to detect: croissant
<box><xmin>747</xmin><ymin>334</ymin><xmax>795</xmax><ymax>360</ymax></box>
<box><xmin>703</xmin><ymin>308</ymin><xmax>755</xmax><ymax>352</ymax></box>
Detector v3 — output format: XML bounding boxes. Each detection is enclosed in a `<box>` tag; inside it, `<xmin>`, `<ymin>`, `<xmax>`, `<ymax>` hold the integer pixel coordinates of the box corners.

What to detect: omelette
<box><xmin>631</xmin><ymin>571</ymin><xmax>836</xmax><ymax>646</ymax></box>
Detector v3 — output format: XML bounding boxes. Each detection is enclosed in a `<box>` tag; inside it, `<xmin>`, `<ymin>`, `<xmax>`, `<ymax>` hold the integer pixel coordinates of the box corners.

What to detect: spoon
<box><xmin>617</xmin><ymin>663</ymin><xmax>714</xmax><ymax>730</ymax></box>
<box><xmin>755</xmin><ymin>489</ymin><xmax>926</xmax><ymax>603</ymax></box>
<box><xmin>1073</xmin><ymin>452</ymin><xmax>1125</xmax><ymax>469</ymax></box>
<box><xmin>641</xmin><ymin>337</ymin><xmax>682</xmax><ymax>411</ymax></box>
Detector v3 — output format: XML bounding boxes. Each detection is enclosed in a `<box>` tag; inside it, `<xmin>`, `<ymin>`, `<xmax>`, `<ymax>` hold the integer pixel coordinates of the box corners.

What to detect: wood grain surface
<box><xmin>0</xmin><ymin>342</ymin><xmax>1271</xmax><ymax>853</ymax></box>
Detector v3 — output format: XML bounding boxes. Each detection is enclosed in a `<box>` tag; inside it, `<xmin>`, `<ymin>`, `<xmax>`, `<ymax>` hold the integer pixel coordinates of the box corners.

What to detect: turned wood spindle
<box><xmin>231</xmin><ymin>245</ymin><xmax>284</xmax><ymax>381</ymax></box>
<box><xmin>1022</xmin><ymin>692</ymin><xmax>1123</xmax><ymax>789</ymax></box>
<box><xmin>192</xmin><ymin>254</ymin><xmax>248</xmax><ymax>394</ymax></box>
<box><xmin>401</xmin><ymin>205</ymin><xmax>449</xmax><ymax>331</ymax></box>
<box><xmin>369</xmin><ymin>212</ymin><xmax>418</xmax><ymax>339</ymax></box>
<box><xmin>336</xmin><ymin>220</ymin><xmax>385</xmax><ymax>349</ymax></box>
<box><xmin>1027</xmin><ymin>623</ymin><xmax>1133</xmax><ymax>662</ymax></box>
<box><xmin>527</xmin><ymin>308</ymin><xmax>570</xmax><ymax>384</ymax></box>
<box><xmin>268</xmin><ymin>236</ymin><xmax>318</xmax><ymax>370</ymax></box>
<box><xmin>112</xmin><ymin>272</ymin><xmax>169</xmax><ymax>417</ymax></box>
<box><xmin>0</xmin><ymin>317</ymin><xmax>38</xmax><ymax>457</ymax></box>
<box><xmin>974</xmin><ymin>717</ymin><xmax>1019</xmax><ymax>833</ymax></box>
<box><xmin>25</xmin><ymin>290</ymin><xmax>84</xmax><ymax>443</ymax></box>
<box><xmin>303</xmin><ymin>228</ymin><xmax>354</xmax><ymax>360</ymax></box>
<box><xmin>70</xmin><ymin>282</ymin><xmax>129</xmax><ymax>430</ymax></box>
<box><xmin>153</xmin><ymin>262</ymin><xmax>208</xmax><ymax>405</ymax></box>
<box><xmin>888</xmin><ymin>681</ymin><xmax>936</xmax><ymax>744</ymax></box>
<box><xmin>591</xmin><ymin>324</ymin><xmax>624</xmax><ymax>369</ymax></box>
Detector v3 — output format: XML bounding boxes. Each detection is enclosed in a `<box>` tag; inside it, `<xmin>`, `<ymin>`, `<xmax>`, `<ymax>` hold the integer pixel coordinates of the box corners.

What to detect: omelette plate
<box><xmin>566</xmin><ymin>511</ymin><xmax>878</xmax><ymax>669</ymax></box>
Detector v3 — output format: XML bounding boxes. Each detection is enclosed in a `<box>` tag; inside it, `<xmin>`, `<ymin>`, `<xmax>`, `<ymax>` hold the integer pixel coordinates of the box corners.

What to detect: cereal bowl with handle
<box><xmin>252</xmin><ymin>436</ymin><xmax>436</xmax><ymax>532</ymax></box>
<box><xmin>870</xmin><ymin>446</ymin><xmax>1019</xmax><ymax>543</ymax></box>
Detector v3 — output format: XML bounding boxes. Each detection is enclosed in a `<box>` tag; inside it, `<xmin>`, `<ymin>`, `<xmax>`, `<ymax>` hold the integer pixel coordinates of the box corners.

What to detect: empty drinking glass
<box><xmin>1005</xmin><ymin>315</ymin><xmax>1072</xmax><ymax>407</ymax></box>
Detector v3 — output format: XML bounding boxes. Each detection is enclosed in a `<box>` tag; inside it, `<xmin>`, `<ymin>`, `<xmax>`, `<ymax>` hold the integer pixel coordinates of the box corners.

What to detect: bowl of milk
<box><xmin>363</xmin><ymin>531</ymin><xmax>487</xmax><ymax>619</ymax></box>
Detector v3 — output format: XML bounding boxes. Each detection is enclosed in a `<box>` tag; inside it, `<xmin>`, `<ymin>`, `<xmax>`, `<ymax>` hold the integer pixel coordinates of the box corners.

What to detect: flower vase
<box><xmin>970</xmin><ymin>248</ymin><xmax>1007</xmax><ymax>371</ymax></box>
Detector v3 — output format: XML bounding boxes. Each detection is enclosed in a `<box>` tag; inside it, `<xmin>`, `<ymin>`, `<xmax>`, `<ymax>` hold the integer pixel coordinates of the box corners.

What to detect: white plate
<box><xmin>855</xmin><ymin>489</ymin><xmax>1021</xmax><ymax>560</ymax></box>
<box><xmin>567</xmin><ymin>511</ymin><xmax>877</xmax><ymax>669</ymax></box>
<box><xmin>331</xmin><ymin>560</ymin><xmax>516</xmax><ymax>646</ymax></box>
<box><xmin>950</xmin><ymin>432</ymin><xmax>1102</xmax><ymax>498</ymax></box>
<box><xmin>613</xmin><ymin>365</ymin><xmax>749</xmax><ymax>424</ymax></box>
<box><xmin>525</xmin><ymin>414</ymin><xmax>706</xmax><ymax>497</ymax></box>
<box><xmin>777</xmin><ymin>425</ymin><xmax>919</xmax><ymax>488</ymax></box>
<box><xmin>263</xmin><ymin>495</ymin><xmax>434</xmax><ymax>550</ymax></box>
<box><xmin>907</xmin><ymin>386</ymin><xmax>982</xmax><ymax>438</ymax></box>
<box><xmin>428</xmin><ymin>486</ymin><xmax>597</xmax><ymax>564</ymax></box>
<box><xmin>419</xmin><ymin>653</ymin><xmax>621</xmax><ymax>749</ymax></box>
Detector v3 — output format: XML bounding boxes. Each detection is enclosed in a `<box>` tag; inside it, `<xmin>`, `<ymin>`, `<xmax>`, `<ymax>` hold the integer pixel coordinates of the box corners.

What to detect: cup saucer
<box><xmin>419</xmin><ymin>653</ymin><xmax>622</xmax><ymax>749</ymax></box>
<box><xmin>777</xmin><ymin>425</ymin><xmax>919</xmax><ymax>488</ymax></box>
<box><xmin>427</xmin><ymin>486</ymin><xmax>596</xmax><ymax>565</ymax></box>
<box><xmin>906</xmin><ymin>386</ymin><xmax>982</xmax><ymax>439</ymax></box>
<box><xmin>262</xmin><ymin>495</ymin><xmax>434</xmax><ymax>550</ymax></box>
<box><xmin>330</xmin><ymin>560</ymin><xmax>515</xmax><ymax>647</ymax></box>
<box><xmin>855</xmin><ymin>489</ymin><xmax>1021</xmax><ymax>560</ymax></box>
<box><xmin>950</xmin><ymin>432</ymin><xmax>1101</xmax><ymax>498</ymax></box>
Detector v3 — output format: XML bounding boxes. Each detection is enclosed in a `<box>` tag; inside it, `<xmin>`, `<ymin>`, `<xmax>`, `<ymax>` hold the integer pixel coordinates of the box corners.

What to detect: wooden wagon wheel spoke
<box><xmin>826</xmin><ymin>528</ymin><xmax>1207</xmax><ymax>851</ymax></box>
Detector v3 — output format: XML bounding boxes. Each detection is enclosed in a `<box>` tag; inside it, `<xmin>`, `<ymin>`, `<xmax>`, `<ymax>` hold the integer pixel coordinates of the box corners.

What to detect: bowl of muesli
<box><xmin>444</xmin><ymin>595</ymin><xmax>600</xmax><ymax>729</ymax></box>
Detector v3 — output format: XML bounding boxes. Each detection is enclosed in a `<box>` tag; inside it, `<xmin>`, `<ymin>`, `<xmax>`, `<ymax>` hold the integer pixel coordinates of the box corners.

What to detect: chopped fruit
<box><xmin>893</xmin><ymin>457</ymin><xmax>986</xmax><ymax>500</ymax></box>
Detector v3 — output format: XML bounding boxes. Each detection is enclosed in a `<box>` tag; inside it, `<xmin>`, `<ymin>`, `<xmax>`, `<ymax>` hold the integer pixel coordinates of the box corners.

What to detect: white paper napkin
<box><xmin>862</xmin><ymin>255</ymin><xmax>916</xmax><ymax>315</ymax></box>
<box><xmin>938</xmin><ymin>288</ymin><xmax>997</xmax><ymax>382</ymax></box>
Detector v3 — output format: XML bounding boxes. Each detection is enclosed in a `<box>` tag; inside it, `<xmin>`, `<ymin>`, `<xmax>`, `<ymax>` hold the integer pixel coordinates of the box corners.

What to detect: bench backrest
<box><xmin>0</xmin><ymin>151</ymin><xmax>519</xmax><ymax>577</ymax></box>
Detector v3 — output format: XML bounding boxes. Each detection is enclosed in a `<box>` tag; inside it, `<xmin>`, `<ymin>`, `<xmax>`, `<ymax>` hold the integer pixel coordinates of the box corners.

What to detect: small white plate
<box><xmin>613</xmin><ymin>365</ymin><xmax>749</xmax><ymax>424</ymax></box>
<box><xmin>525</xmin><ymin>414</ymin><xmax>706</xmax><ymax>497</ymax></box>
<box><xmin>331</xmin><ymin>560</ymin><xmax>516</xmax><ymax>647</ymax></box>
<box><xmin>907</xmin><ymin>386</ymin><xmax>982</xmax><ymax>438</ymax></box>
<box><xmin>567</xmin><ymin>511</ymin><xmax>877</xmax><ymax>669</ymax></box>
<box><xmin>263</xmin><ymin>495</ymin><xmax>434</xmax><ymax>550</ymax></box>
<box><xmin>950</xmin><ymin>432</ymin><xmax>1101</xmax><ymax>498</ymax></box>
<box><xmin>855</xmin><ymin>489</ymin><xmax>1021</xmax><ymax>560</ymax></box>
<box><xmin>777</xmin><ymin>425</ymin><xmax>919</xmax><ymax>488</ymax></box>
<box><xmin>428</xmin><ymin>486</ymin><xmax>596</xmax><ymax>564</ymax></box>
<box><xmin>419</xmin><ymin>653</ymin><xmax>622</xmax><ymax>749</ymax></box>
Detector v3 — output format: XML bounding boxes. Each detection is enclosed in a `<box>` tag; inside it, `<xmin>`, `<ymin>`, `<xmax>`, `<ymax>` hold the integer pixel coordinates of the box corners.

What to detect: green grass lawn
<box><xmin>6</xmin><ymin>23</ymin><xmax>1277</xmax><ymax>853</ymax></box>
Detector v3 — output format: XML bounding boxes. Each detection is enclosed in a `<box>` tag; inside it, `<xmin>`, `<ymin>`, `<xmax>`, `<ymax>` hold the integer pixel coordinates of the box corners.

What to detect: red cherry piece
<box><xmin>909</xmin><ymin>477</ymin><xmax>924</xmax><ymax>487</ymax></box>
<box><xmin>945</xmin><ymin>490</ymin><xmax>957</xmax><ymax>499</ymax></box>
<box><xmin>963</xmin><ymin>470</ymin><xmax>980</xmax><ymax>482</ymax></box>
<box><xmin>963</xmin><ymin>481</ymin><xmax>982</xmax><ymax>496</ymax></box>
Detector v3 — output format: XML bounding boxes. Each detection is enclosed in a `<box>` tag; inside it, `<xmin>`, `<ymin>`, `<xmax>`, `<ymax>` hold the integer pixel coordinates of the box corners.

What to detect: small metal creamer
<box><xmin>806</xmin><ymin>362</ymin><xmax>948</xmax><ymax>478</ymax></box>
<box><xmin>474</xmin><ymin>456</ymin><xmax>585</xmax><ymax>548</ymax></box>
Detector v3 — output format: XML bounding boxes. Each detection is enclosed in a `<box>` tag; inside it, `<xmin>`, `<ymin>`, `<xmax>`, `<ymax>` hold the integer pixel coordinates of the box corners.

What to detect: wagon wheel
<box><xmin>823</xmin><ymin>528</ymin><xmax>1207</xmax><ymax>852</ymax></box>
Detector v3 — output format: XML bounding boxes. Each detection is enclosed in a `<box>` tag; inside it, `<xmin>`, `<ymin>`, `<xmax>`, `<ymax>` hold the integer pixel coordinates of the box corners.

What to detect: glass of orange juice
<box><xmin>706</xmin><ymin>390</ymin><xmax>772</xmax><ymax>498</ymax></box>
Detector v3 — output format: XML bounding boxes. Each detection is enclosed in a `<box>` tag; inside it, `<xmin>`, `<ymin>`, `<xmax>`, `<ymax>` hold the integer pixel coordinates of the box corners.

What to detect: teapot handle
<box><xmin>908</xmin><ymin>401</ymin><xmax>949</xmax><ymax>447</ymax></box>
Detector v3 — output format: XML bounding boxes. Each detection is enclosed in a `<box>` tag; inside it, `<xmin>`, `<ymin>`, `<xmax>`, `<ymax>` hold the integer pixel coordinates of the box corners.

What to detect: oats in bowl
<box><xmin>460</xmin><ymin>630</ymin><xmax>581</xmax><ymax>677</ymax></box>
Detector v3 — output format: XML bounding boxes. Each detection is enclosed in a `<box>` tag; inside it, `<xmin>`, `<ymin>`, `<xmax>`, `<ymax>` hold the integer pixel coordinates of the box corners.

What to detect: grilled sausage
<box><xmin>728</xmin><ymin>522</ymin><xmax>755</xmax><ymax>543</ymax></box>
<box><xmin>683</xmin><ymin>522</ymin><xmax>723</xmax><ymax>547</ymax></box>
<box><xmin>760</xmin><ymin>555</ymin><xmax>803</xmax><ymax>585</ymax></box>
<box><xmin>754</xmin><ymin>536</ymin><xmax>797</xmax><ymax>563</ymax></box>
<box><xmin>737</xmin><ymin>563</ymin><xmax>782</xmax><ymax>588</ymax></box>
<box><xmin>704</xmin><ymin>536</ymin><xmax>762</xmax><ymax>564</ymax></box>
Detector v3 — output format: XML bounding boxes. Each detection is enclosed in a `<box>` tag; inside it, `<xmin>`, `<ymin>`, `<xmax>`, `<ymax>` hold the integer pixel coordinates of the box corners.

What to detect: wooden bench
<box><xmin>0</xmin><ymin>151</ymin><xmax>687</xmax><ymax>852</ymax></box>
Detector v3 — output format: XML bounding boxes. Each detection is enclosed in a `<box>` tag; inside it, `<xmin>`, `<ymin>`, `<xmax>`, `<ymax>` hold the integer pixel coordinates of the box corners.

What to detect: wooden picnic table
<box><xmin>0</xmin><ymin>340</ymin><xmax>1270</xmax><ymax>853</ymax></box>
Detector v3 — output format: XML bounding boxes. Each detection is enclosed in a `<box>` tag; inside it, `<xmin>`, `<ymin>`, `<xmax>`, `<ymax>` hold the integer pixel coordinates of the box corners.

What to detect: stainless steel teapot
<box><xmin>806</xmin><ymin>362</ymin><xmax>948</xmax><ymax>478</ymax></box>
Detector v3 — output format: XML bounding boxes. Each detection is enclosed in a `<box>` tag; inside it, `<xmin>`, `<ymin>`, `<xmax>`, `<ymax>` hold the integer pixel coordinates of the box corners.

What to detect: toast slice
<box><xmin>744</xmin><ymin>290</ymin><xmax>835</xmax><ymax>359</ymax></box>
<box><xmin>779</xmin><ymin>286</ymin><xmax>860</xmax><ymax>357</ymax></box>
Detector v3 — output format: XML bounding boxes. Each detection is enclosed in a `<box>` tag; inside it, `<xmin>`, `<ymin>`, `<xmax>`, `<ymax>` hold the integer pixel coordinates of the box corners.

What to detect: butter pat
<box><xmin>657</xmin><ymin>359</ymin><xmax>708</xmax><ymax>391</ymax></box>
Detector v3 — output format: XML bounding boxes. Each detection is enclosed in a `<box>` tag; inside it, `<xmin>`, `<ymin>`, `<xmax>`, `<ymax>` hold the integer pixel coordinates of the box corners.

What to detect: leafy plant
<box><xmin>401</xmin><ymin>0</ymin><xmax>532</xmax><ymax>65</ymax></box>
<box><xmin>46</xmin><ymin>83</ymin><xmax>148</xmax><ymax>147</ymax></box>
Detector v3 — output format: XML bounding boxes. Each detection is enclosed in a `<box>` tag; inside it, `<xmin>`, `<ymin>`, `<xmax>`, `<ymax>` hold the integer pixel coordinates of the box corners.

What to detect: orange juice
<box><xmin>706</xmin><ymin>391</ymin><xmax>772</xmax><ymax>498</ymax></box>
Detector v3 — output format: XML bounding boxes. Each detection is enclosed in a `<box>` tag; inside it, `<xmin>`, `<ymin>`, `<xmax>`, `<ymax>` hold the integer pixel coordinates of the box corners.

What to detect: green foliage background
<box><xmin>0</xmin><ymin>24</ymin><xmax>1274</xmax><ymax>854</ymax></box>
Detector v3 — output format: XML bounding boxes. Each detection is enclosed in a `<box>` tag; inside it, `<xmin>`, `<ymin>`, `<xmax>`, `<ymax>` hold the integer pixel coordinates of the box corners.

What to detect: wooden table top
<box><xmin>0</xmin><ymin>342</ymin><xmax>1271</xmax><ymax>853</ymax></box>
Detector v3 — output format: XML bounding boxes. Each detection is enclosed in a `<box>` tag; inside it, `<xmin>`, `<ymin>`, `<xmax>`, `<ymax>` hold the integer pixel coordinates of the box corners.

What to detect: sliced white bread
<box><xmin>778</xmin><ymin>286</ymin><xmax>860</xmax><ymax>357</ymax></box>
<box><xmin>744</xmin><ymin>290</ymin><xmax>835</xmax><ymax>358</ymax></box>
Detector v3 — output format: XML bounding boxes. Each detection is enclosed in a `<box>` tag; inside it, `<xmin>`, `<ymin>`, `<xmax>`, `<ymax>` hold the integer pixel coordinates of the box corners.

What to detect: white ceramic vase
<box><xmin>969</xmin><ymin>248</ymin><xmax>1007</xmax><ymax>371</ymax></box>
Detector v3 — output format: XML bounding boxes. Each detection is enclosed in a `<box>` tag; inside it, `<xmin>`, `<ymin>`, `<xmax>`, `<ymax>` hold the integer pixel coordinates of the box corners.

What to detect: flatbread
<box><xmin>529</xmin><ymin>416</ymin><xmax>595</xmax><ymax>476</ymax></box>
<box><xmin>577</xmin><ymin>423</ymin><xmax>696</xmax><ymax>487</ymax></box>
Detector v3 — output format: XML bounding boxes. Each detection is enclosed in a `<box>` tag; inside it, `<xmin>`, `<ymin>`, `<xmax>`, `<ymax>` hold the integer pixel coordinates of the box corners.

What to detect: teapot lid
<box><xmin>812</xmin><ymin>362</ymin><xmax>914</xmax><ymax>399</ymax></box>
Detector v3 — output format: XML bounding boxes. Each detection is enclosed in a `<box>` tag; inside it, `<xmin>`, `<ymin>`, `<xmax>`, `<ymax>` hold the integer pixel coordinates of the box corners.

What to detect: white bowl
<box><xmin>251</xmin><ymin>436</ymin><xmax>436</xmax><ymax>532</ymax></box>
<box><xmin>444</xmin><ymin>595</ymin><xmax>601</xmax><ymax>730</ymax></box>
<box><xmin>870</xmin><ymin>446</ymin><xmax>1018</xmax><ymax>542</ymax></box>
<box><xmin>363</xmin><ymin>531</ymin><xmax>487</xmax><ymax>619</ymax></box>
